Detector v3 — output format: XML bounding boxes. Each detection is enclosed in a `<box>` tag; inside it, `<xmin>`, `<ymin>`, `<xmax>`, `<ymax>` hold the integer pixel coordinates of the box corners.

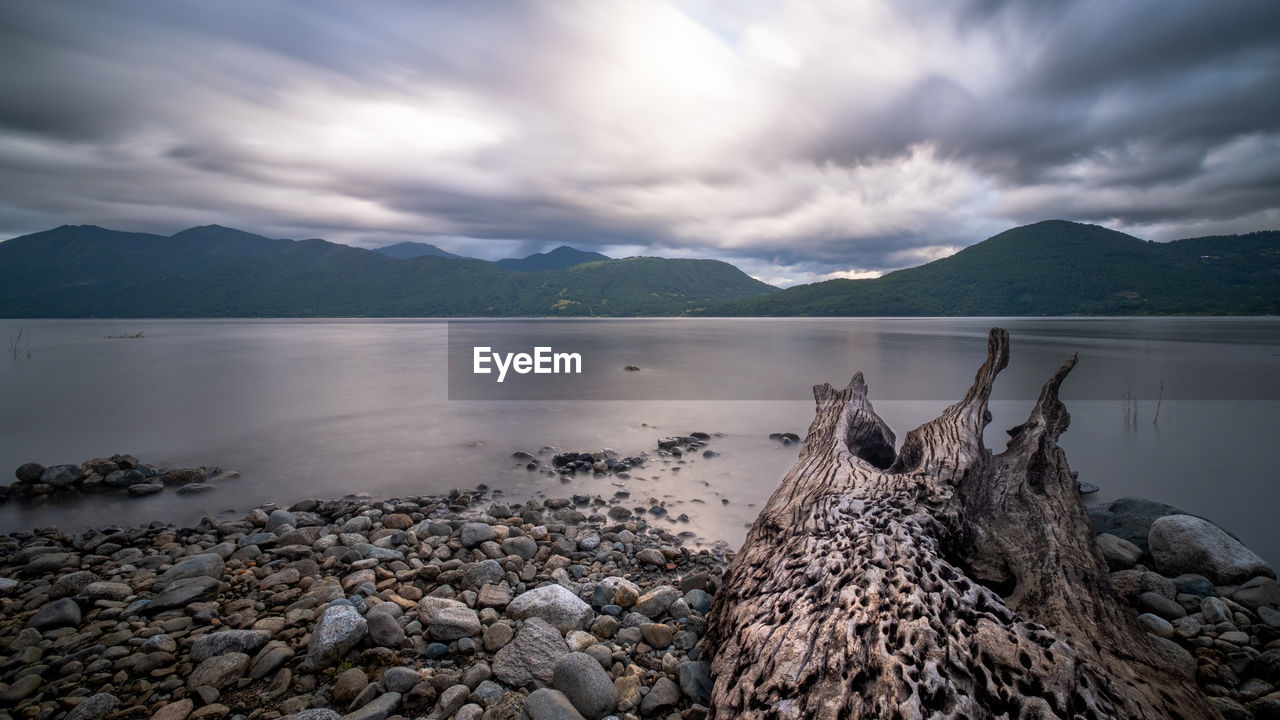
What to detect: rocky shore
<box><xmin>0</xmin><ymin>470</ymin><xmax>729</xmax><ymax>720</ymax></box>
<box><xmin>3</xmin><ymin>450</ymin><xmax>1279</xmax><ymax>720</ymax></box>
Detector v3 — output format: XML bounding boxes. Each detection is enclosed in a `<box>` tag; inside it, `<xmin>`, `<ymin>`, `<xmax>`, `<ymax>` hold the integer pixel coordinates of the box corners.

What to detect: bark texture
<box><xmin>706</xmin><ymin>328</ymin><xmax>1216</xmax><ymax>720</ymax></box>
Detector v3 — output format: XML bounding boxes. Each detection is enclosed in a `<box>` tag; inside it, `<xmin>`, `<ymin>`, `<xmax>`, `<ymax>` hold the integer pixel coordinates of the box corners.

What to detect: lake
<box><xmin>2</xmin><ymin>317</ymin><xmax>1278</xmax><ymax>564</ymax></box>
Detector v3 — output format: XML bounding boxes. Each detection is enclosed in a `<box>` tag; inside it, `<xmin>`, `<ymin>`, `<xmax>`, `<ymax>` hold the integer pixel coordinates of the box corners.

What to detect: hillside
<box><xmin>711</xmin><ymin>221</ymin><xmax>1280</xmax><ymax>316</ymax></box>
<box><xmin>0</xmin><ymin>225</ymin><xmax>774</xmax><ymax>317</ymax></box>
<box><xmin>494</xmin><ymin>246</ymin><xmax>610</xmax><ymax>271</ymax></box>
<box><xmin>373</xmin><ymin>241</ymin><xmax>465</xmax><ymax>260</ymax></box>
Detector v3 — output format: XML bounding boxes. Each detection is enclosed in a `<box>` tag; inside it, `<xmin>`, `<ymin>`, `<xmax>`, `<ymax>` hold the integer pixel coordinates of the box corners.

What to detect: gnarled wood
<box><xmin>707</xmin><ymin>328</ymin><xmax>1215</xmax><ymax>720</ymax></box>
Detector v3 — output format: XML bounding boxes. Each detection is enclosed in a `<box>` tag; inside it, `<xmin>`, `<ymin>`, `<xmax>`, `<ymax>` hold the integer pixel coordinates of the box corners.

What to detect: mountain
<box><xmin>494</xmin><ymin>246</ymin><xmax>611</xmax><ymax>271</ymax></box>
<box><xmin>0</xmin><ymin>224</ymin><xmax>774</xmax><ymax>317</ymax></box>
<box><xmin>374</xmin><ymin>241</ymin><xmax>466</xmax><ymax>260</ymax></box>
<box><xmin>710</xmin><ymin>221</ymin><xmax>1280</xmax><ymax>316</ymax></box>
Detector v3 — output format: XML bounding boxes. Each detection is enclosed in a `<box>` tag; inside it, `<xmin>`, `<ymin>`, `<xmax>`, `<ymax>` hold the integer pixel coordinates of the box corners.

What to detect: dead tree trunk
<box><xmin>706</xmin><ymin>328</ymin><xmax>1215</xmax><ymax>720</ymax></box>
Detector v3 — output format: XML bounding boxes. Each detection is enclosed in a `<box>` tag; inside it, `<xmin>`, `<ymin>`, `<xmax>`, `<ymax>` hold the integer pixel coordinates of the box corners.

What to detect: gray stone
<box><xmin>151</xmin><ymin>699</ymin><xmax>194</xmax><ymax>720</ymax></box>
<box><xmin>632</xmin><ymin>585</ymin><xmax>681</xmax><ymax>618</ymax></box>
<box><xmin>552</xmin><ymin>652</ymin><xmax>617</xmax><ymax>719</ymax></box>
<box><xmin>483</xmin><ymin>622</ymin><xmax>514</xmax><ymax>651</ymax></box>
<box><xmin>191</xmin><ymin>629</ymin><xmax>271</xmax><ymax>662</ymax></box>
<box><xmin>52</xmin><ymin>570</ymin><xmax>98</xmax><ymax>598</ymax></box>
<box><xmin>1094</xmin><ymin>533</ymin><xmax>1142</xmax><ymax>571</ymax></box>
<box><xmin>381</xmin><ymin>666</ymin><xmax>421</xmax><ymax>694</ymax></box>
<box><xmin>683</xmin><ymin>588</ymin><xmax>712</xmax><ymax>614</ymax></box>
<box><xmin>154</xmin><ymin>553</ymin><xmax>225</xmax><ymax>591</ymax></box>
<box><xmin>128</xmin><ymin>483</ymin><xmax>164</xmax><ymax>496</ymax></box>
<box><xmin>66</xmin><ymin>693</ymin><xmax>119</xmax><ymax>720</ymax></box>
<box><xmin>1202</xmin><ymin>596</ymin><xmax>1232</xmax><ymax>624</ymax></box>
<box><xmin>280</xmin><ymin>711</ymin><xmax>340</xmax><ymax>720</ymax></box>
<box><xmin>332</xmin><ymin>668</ymin><xmax>368</xmax><ymax>706</ymax></box>
<box><xmin>635</xmin><ymin>548</ymin><xmax>665</xmax><ymax>566</ymax></box>
<box><xmin>522</xmin><ymin>688</ymin><xmax>586</xmax><ymax>720</ymax></box>
<box><xmin>340</xmin><ymin>692</ymin><xmax>399</xmax><ymax>720</ymax></box>
<box><xmin>148</xmin><ymin>576</ymin><xmax>221</xmax><ymax>611</ymax></box>
<box><xmin>460</xmin><ymin>523</ymin><xmax>497</xmax><ymax>548</ymax></box>
<box><xmin>678</xmin><ymin>660</ymin><xmax>712</xmax><ymax>704</ymax></box>
<box><xmin>41</xmin><ymin>464</ymin><xmax>81</xmax><ymax>487</ymax></box>
<box><xmin>1259</xmin><ymin>604</ymin><xmax>1280</xmax><ymax>628</ymax></box>
<box><xmin>460</xmin><ymin>559</ymin><xmax>505</xmax><ymax>589</ymax></box>
<box><xmin>428</xmin><ymin>685</ymin><xmax>469</xmax><ymax>720</ymax></box>
<box><xmin>266</xmin><ymin>509</ymin><xmax>296</xmax><ymax>533</ymax></box>
<box><xmin>501</xmin><ymin>536</ymin><xmax>538</xmax><ymax>560</ymax></box>
<box><xmin>1148</xmin><ymin>514</ymin><xmax>1275</xmax><ymax>585</ymax></box>
<box><xmin>84</xmin><ymin>581</ymin><xmax>132</xmax><ymax>601</ymax></box>
<box><xmin>1135</xmin><ymin>613</ymin><xmax>1174</xmax><ymax>638</ymax></box>
<box><xmin>420</xmin><ymin>598</ymin><xmax>481</xmax><ymax>641</ymax></box>
<box><xmin>188</xmin><ymin>652</ymin><xmax>249</xmax><ymax>690</ymax></box>
<box><xmin>0</xmin><ymin>675</ymin><xmax>42</xmax><ymax>703</ymax></box>
<box><xmin>250</xmin><ymin>641</ymin><xmax>295</xmax><ymax>679</ymax></box>
<box><xmin>1137</xmin><ymin>591</ymin><xmax>1186</xmax><ymax>620</ymax></box>
<box><xmin>1232</xmin><ymin>576</ymin><xmax>1280</xmax><ymax>611</ymax></box>
<box><xmin>1147</xmin><ymin>636</ymin><xmax>1196</xmax><ymax>680</ymax></box>
<box><xmin>1171</xmin><ymin>574</ymin><xmax>1217</xmax><ymax>598</ymax></box>
<box><xmin>493</xmin><ymin>616</ymin><xmax>569</xmax><ymax>688</ymax></box>
<box><xmin>28</xmin><ymin>596</ymin><xmax>82</xmax><ymax>630</ymax></box>
<box><xmin>1087</xmin><ymin>497</ymin><xmax>1186</xmax><ymax>552</ymax></box>
<box><xmin>505</xmin><ymin>584</ymin><xmax>594</xmax><ymax>633</ymax></box>
<box><xmin>640</xmin><ymin>677</ymin><xmax>681</xmax><ymax>714</ymax></box>
<box><xmin>367</xmin><ymin>610</ymin><xmax>405</xmax><ymax>648</ymax></box>
<box><xmin>304</xmin><ymin>604</ymin><xmax>367</xmax><ymax>669</ymax></box>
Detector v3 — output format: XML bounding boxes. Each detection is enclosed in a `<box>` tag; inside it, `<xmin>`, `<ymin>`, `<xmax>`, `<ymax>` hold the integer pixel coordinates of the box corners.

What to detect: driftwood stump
<box><xmin>706</xmin><ymin>328</ymin><xmax>1215</xmax><ymax>720</ymax></box>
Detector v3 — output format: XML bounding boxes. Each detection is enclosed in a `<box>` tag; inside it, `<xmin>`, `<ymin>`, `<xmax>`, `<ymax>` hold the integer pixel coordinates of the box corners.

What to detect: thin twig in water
<box><xmin>1152</xmin><ymin>379</ymin><xmax>1164</xmax><ymax>425</ymax></box>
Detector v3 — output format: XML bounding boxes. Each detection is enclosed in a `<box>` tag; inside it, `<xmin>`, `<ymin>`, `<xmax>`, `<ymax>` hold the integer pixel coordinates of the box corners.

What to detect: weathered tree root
<box><xmin>706</xmin><ymin>328</ymin><xmax>1216</xmax><ymax>720</ymax></box>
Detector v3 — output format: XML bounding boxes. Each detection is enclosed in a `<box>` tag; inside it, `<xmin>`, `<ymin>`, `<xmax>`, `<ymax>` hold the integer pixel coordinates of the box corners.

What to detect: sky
<box><xmin>0</xmin><ymin>1</ymin><xmax>1277</xmax><ymax>287</ymax></box>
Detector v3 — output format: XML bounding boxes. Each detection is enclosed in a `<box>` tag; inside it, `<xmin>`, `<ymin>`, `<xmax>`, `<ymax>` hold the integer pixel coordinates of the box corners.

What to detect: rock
<box><xmin>501</xmin><ymin>536</ymin><xmax>538</xmax><ymax>560</ymax></box>
<box><xmin>477</xmin><ymin>584</ymin><xmax>514</xmax><ymax>609</ymax></box>
<box><xmin>52</xmin><ymin>570</ymin><xmax>98</xmax><ymax>598</ymax></box>
<box><xmin>162</xmin><ymin>468</ymin><xmax>208</xmax><ymax>485</ymax></box>
<box><xmin>1138</xmin><ymin>592</ymin><xmax>1186</xmax><ymax>620</ymax></box>
<box><xmin>265</xmin><ymin>508</ymin><xmax>296</xmax><ymax>532</ymax></box>
<box><xmin>428</xmin><ymin>685</ymin><xmax>469</xmax><ymax>720</ymax></box>
<box><xmin>382</xmin><ymin>513</ymin><xmax>413</xmax><ymax>530</ymax></box>
<box><xmin>632</xmin><ymin>585</ymin><xmax>681</xmax><ymax>618</ymax></box>
<box><xmin>149</xmin><ymin>576</ymin><xmax>221</xmax><ymax>611</ymax></box>
<box><xmin>367</xmin><ymin>609</ymin><xmax>406</xmax><ymax>647</ymax></box>
<box><xmin>683</xmin><ymin>588</ymin><xmax>712</xmax><ymax>614</ymax></box>
<box><xmin>191</xmin><ymin>629</ymin><xmax>271</xmax><ymax>661</ymax></box>
<box><xmin>420</xmin><ymin>598</ymin><xmax>482</xmax><ymax>641</ymax></box>
<box><xmin>15</xmin><ymin>462</ymin><xmax>45</xmax><ymax>483</ymax></box>
<box><xmin>1202</xmin><ymin>596</ymin><xmax>1233</xmax><ymax>624</ymax></box>
<box><xmin>0</xmin><ymin>674</ymin><xmax>42</xmax><ymax>702</ymax></box>
<box><xmin>461</xmin><ymin>559</ymin><xmax>505</xmax><ymax>589</ymax></box>
<box><xmin>151</xmin><ymin>699</ymin><xmax>195</xmax><ymax>720</ymax></box>
<box><xmin>304</xmin><ymin>604</ymin><xmax>368</xmax><ymax>669</ymax></box>
<box><xmin>640</xmin><ymin>676</ymin><xmax>681</xmax><ymax>714</ymax></box>
<box><xmin>176</xmin><ymin>482</ymin><xmax>216</xmax><ymax>494</ymax></box>
<box><xmin>493</xmin><ymin>617</ymin><xmax>569</xmax><ymax>688</ymax></box>
<box><xmin>640</xmin><ymin>622</ymin><xmax>673</xmax><ymax>648</ymax></box>
<box><xmin>1259</xmin><ymin>605</ymin><xmax>1280</xmax><ymax>629</ymax></box>
<box><xmin>522</xmin><ymin>689</ymin><xmax>586</xmax><ymax>720</ymax></box>
<box><xmin>1135</xmin><ymin>613</ymin><xmax>1174</xmax><ymax>638</ymax></box>
<box><xmin>41</xmin><ymin>464</ymin><xmax>82</xmax><ymax>487</ymax></box>
<box><xmin>188</xmin><ymin>652</ymin><xmax>249</xmax><ymax>690</ymax></box>
<box><xmin>1148</xmin><ymin>514</ymin><xmax>1275</xmax><ymax>585</ymax></box>
<box><xmin>333</xmin><ymin>668</ymin><xmax>368</xmax><ymax>707</ymax></box>
<box><xmin>1209</xmin><ymin>697</ymin><xmax>1253</xmax><ymax>720</ymax></box>
<box><xmin>154</xmin><ymin>553</ymin><xmax>225</xmax><ymax>591</ymax></box>
<box><xmin>1095</xmin><ymin>533</ymin><xmax>1142</xmax><ymax>570</ymax></box>
<box><xmin>382</xmin><ymin>666</ymin><xmax>421</xmax><ymax>694</ymax></box>
<box><xmin>636</xmin><ymin>548</ymin><xmax>665</xmax><ymax>566</ymax></box>
<box><xmin>341</xmin><ymin>692</ymin><xmax>400</xmax><ymax>720</ymax></box>
<box><xmin>1232</xmin><ymin>576</ymin><xmax>1280</xmax><ymax>611</ymax></box>
<box><xmin>129</xmin><ymin>483</ymin><xmax>164</xmax><ymax>496</ymax></box>
<box><xmin>678</xmin><ymin>661</ymin><xmax>712</xmax><ymax>703</ymax></box>
<box><xmin>1147</xmin><ymin>636</ymin><xmax>1196</xmax><ymax>680</ymax></box>
<box><xmin>251</xmin><ymin>641</ymin><xmax>295</xmax><ymax>679</ymax></box>
<box><xmin>66</xmin><ymin>693</ymin><xmax>119</xmax><ymax>720</ymax></box>
<box><xmin>505</xmin><ymin>584</ymin><xmax>594</xmax><ymax>633</ymax></box>
<box><xmin>28</xmin><ymin>596</ymin><xmax>82</xmax><ymax>630</ymax></box>
<box><xmin>279</xmin><ymin>711</ymin><xmax>340</xmax><ymax>720</ymax></box>
<box><xmin>552</xmin><ymin>652</ymin><xmax>617</xmax><ymax>719</ymax></box>
<box><xmin>1086</xmin><ymin>497</ymin><xmax>1186</xmax><ymax>552</ymax></box>
<box><xmin>1171</xmin><ymin>574</ymin><xmax>1218</xmax><ymax>598</ymax></box>
<box><xmin>484</xmin><ymin>622</ymin><xmax>514</xmax><ymax>652</ymax></box>
<box><xmin>1219</xmin><ymin>630</ymin><xmax>1250</xmax><ymax>646</ymax></box>
<box><xmin>460</xmin><ymin>523</ymin><xmax>497</xmax><ymax>548</ymax></box>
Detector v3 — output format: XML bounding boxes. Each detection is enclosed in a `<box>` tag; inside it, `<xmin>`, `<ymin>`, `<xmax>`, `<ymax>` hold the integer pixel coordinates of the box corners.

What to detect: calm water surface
<box><xmin>1</xmin><ymin>318</ymin><xmax>1277</xmax><ymax>564</ymax></box>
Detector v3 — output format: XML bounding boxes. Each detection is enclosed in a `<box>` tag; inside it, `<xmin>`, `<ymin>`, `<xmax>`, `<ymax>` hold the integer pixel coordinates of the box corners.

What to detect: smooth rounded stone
<box><xmin>505</xmin><ymin>583</ymin><xmax>595</xmax><ymax>633</ymax></box>
<box><xmin>552</xmin><ymin>652</ymin><xmax>617</xmax><ymax>720</ymax></box>
<box><xmin>1208</xmin><ymin>697</ymin><xmax>1252</xmax><ymax>720</ymax></box>
<box><xmin>151</xmin><ymin>698</ymin><xmax>194</xmax><ymax>720</ymax></box>
<box><xmin>303</xmin><ymin>604</ymin><xmax>368</xmax><ymax>669</ymax></box>
<box><xmin>523</xmin><ymin>688</ymin><xmax>587</xmax><ymax>720</ymax></box>
<box><xmin>161</xmin><ymin>467</ymin><xmax>208</xmax><ymax>485</ymax></box>
<box><xmin>678</xmin><ymin>660</ymin><xmax>712</xmax><ymax>704</ymax></box>
<box><xmin>381</xmin><ymin>666</ymin><xmax>421</xmax><ymax>694</ymax></box>
<box><xmin>148</xmin><ymin>575</ymin><xmax>221</xmax><ymax>611</ymax></box>
<box><xmin>1136</xmin><ymin>613</ymin><xmax>1175</xmax><ymax>638</ymax></box>
<box><xmin>251</xmin><ymin>641</ymin><xmax>295</xmax><ymax>679</ymax></box>
<box><xmin>597</xmin><ymin>577</ymin><xmax>640</xmax><ymax>607</ymax></box>
<box><xmin>483</xmin><ymin>622</ymin><xmax>515</xmax><ymax>652</ymax></box>
<box><xmin>28</xmin><ymin>596</ymin><xmax>82</xmax><ymax>630</ymax></box>
<box><xmin>52</xmin><ymin>569</ymin><xmax>98</xmax><ymax>598</ymax></box>
<box><xmin>1149</xmin><ymin>514</ymin><xmax>1275</xmax><ymax>585</ymax></box>
<box><xmin>191</xmin><ymin>629</ymin><xmax>271</xmax><ymax>662</ymax></box>
<box><xmin>454</xmin><ymin>704</ymin><xmax>483</xmax><ymax>720</ymax></box>
<box><xmin>460</xmin><ymin>523</ymin><xmax>497</xmax><ymax>548</ymax></box>
<box><xmin>367</xmin><ymin>609</ymin><xmax>406</xmax><ymax>648</ymax></box>
<box><xmin>1233</xmin><ymin>576</ymin><xmax>1280</xmax><ymax>611</ymax></box>
<box><xmin>683</xmin><ymin>588</ymin><xmax>712</xmax><ymax>614</ymax></box>
<box><xmin>589</xmin><ymin>615</ymin><xmax>620</xmax><ymax>639</ymax></box>
<box><xmin>1259</xmin><ymin>605</ymin><xmax>1280</xmax><ymax>629</ymax></box>
<box><xmin>176</xmin><ymin>482</ymin><xmax>216</xmax><ymax>494</ymax></box>
<box><xmin>428</xmin><ymin>685</ymin><xmax>470</xmax><ymax>720</ymax></box>
<box><xmin>154</xmin><ymin>553</ymin><xmax>225</xmax><ymax>591</ymax></box>
<box><xmin>1094</xmin><ymin>533</ymin><xmax>1142</xmax><ymax>571</ymax></box>
<box><xmin>1138</xmin><ymin>592</ymin><xmax>1186</xmax><ymax>620</ymax></box>
<box><xmin>640</xmin><ymin>623</ymin><xmax>673</xmax><ymax>649</ymax></box>
<box><xmin>1203</xmin><ymin>596</ymin><xmax>1233</xmax><ymax>624</ymax></box>
<box><xmin>1171</xmin><ymin>573</ymin><xmax>1218</xmax><ymax>598</ymax></box>
<box><xmin>128</xmin><ymin>482</ymin><xmax>164</xmax><ymax>496</ymax></box>
<box><xmin>460</xmin><ymin>559</ymin><xmax>505</xmax><ymax>589</ymax></box>
<box><xmin>501</xmin><ymin>536</ymin><xmax>538</xmax><ymax>561</ymax></box>
<box><xmin>188</xmin><ymin>652</ymin><xmax>250</xmax><ymax>690</ymax></box>
<box><xmin>419</xmin><ymin>598</ymin><xmax>482</xmax><ymax>641</ymax></box>
<box><xmin>1087</xmin><ymin>497</ymin><xmax>1185</xmax><ymax>552</ymax></box>
<box><xmin>632</xmin><ymin>585</ymin><xmax>681</xmax><ymax>619</ymax></box>
<box><xmin>83</xmin><ymin>581</ymin><xmax>132</xmax><ymax>601</ymax></box>
<box><xmin>41</xmin><ymin>463</ymin><xmax>81</xmax><ymax>487</ymax></box>
<box><xmin>607</xmin><ymin>506</ymin><xmax>632</xmax><ymax>521</ymax></box>
<box><xmin>265</xmin><ymin>509</ymin><xmax>296</xmax><ymax>533</ymax></box>
<box><xmin>279</xmin><ymin>711</ymin><xmax>340</xmax><ymax>720</ymax></box>
<box><xmin>21</xmin><ymin>551</ymin><xmax>79</xmax><ymax>576</ymax></box>
<box><xmin>0</xmin><ymin>674</ymin><xmax>42</xmax><ymax>702</ymax></box>
<box><xmin>341</xmin><ymin>692</ymin><xmax>400</xmax><ymax>720</ymax></box>
<box><xmin>1221</xmin><ymin>630</ymin><xmax>1252</xmax><ymax>646</ymax></box>
<box><xmin>493</xmin><ymin>616</ymin><xmax>570</xmax><ymax>688</ymax></box>
<box><xmin>15</xmin><ymin>461</ymin><xmax>46</xmax><ymax>482</ymax></box>
<box><xmin>640</xmin><ymin>676</ymin><xmax>681</xmax><ymax>714</ymax></box>
<box><xmin>635</xmin><ymin>548</ymin><xmax>665</xmax><ymax>566</ymax></box>
<box><xmin>333</xmin><ymin>667</ymin><xmax>368</xmax><ymax>706</ymax></box>
<box><xmin>66</xmin><ymin>692</ymin><xmax>119</xmax><ymax>720</ymax></box>
<box><xmin>477</xmin><ymin>584</ymin><xmax>514</xmax><ymax>610</ymax></box>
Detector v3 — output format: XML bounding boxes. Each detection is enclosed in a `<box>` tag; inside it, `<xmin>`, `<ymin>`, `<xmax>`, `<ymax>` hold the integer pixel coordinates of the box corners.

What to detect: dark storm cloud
<box><xmin>0</xmin><ymin>0</ymin><xmax>1276</xmax><ymax>285</ymax></box>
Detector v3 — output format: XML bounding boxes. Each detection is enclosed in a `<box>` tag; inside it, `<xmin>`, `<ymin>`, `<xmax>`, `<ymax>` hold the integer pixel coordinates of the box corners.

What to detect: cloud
<box><xmin>0</xmin><ymin>0</ymin><xmax>1276</xmax><ymax>280</ymax></box>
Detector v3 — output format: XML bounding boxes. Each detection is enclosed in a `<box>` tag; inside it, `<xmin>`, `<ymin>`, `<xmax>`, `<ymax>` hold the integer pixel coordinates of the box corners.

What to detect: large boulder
<box><xmin>1087</xmin><ymin>497</ymin><xmax>1186</xmax><ymax>553</ymax></box>
<box><xmin>303</xmin><ymin>604</ymin><xmax>367</xmax><ymax>669</ymax></box>
<box><xmin>552</xmin><ymin>652</ymin><xmax>617</xmax><ymax>719</ymax></box>
<box><xmin>1148</xmin><ymin>515</ymin><xmax>1274</xmax><ymax>585</ymax></box>
<box><xmin>505</xmin><ymin>584</ymin><xmax>594</xmax><ymax>633</ymax></box>
<box><xmin>493</xmin><ymin>617</ymin><xmax>569</xmax><ymax>688</ymax></box>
